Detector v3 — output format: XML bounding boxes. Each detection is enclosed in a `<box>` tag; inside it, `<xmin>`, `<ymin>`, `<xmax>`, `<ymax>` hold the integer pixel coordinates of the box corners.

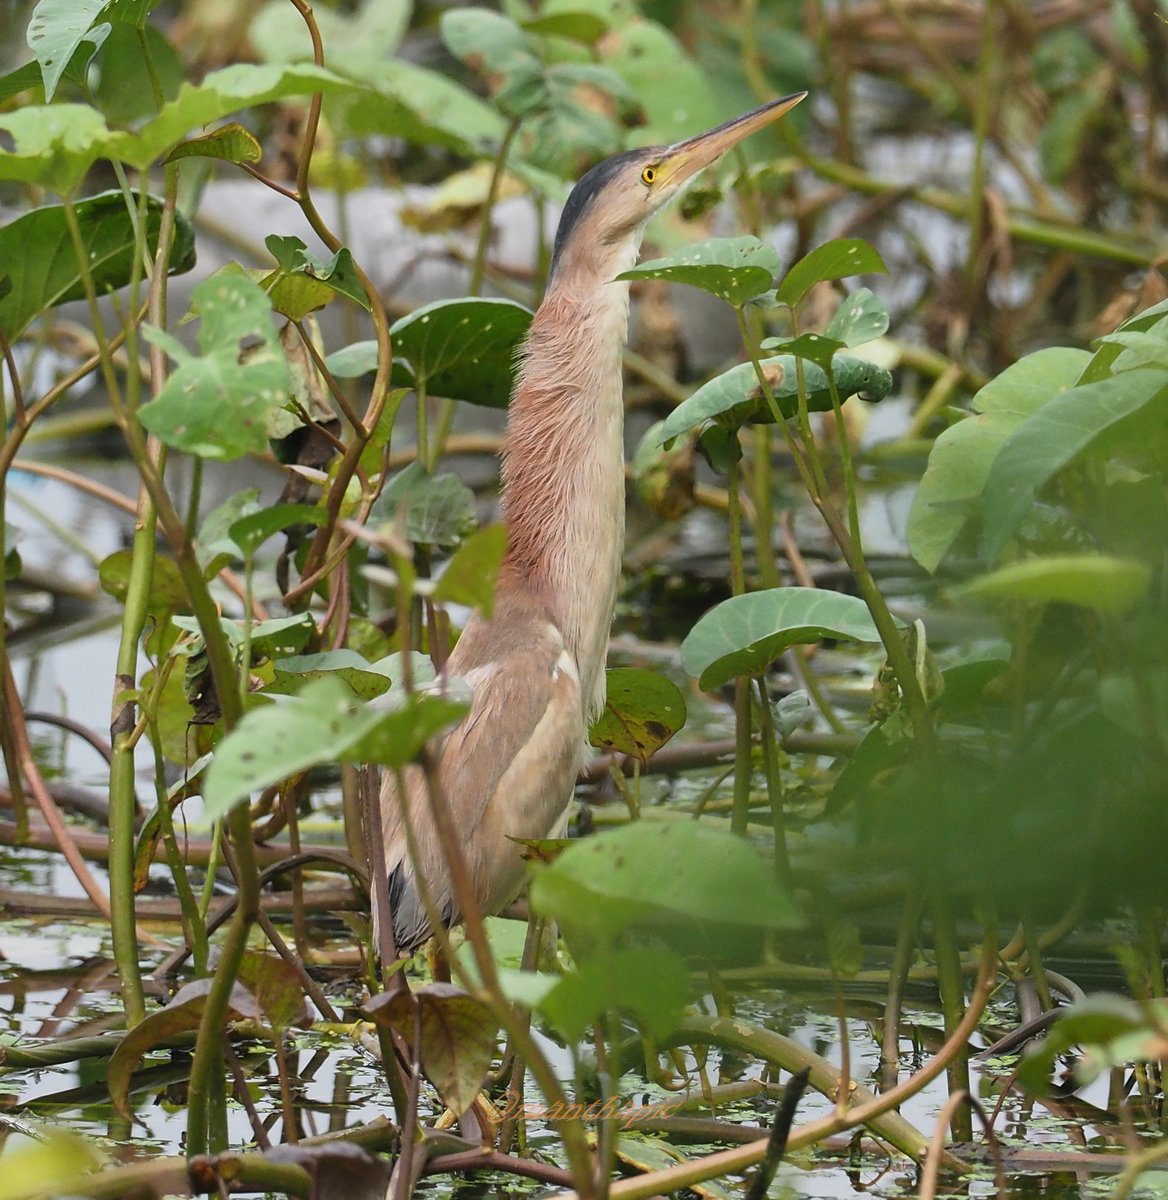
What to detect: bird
<box><xmin>379</xmin><ymin>92</ymin><xmax>807</xmax><ymax>955</ymax></box>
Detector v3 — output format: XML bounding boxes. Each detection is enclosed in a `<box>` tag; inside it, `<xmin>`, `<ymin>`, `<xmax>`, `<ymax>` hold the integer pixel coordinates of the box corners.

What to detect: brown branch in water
<box><xmin>23</xmin><ymin>710</ymin><xmax>114</xmax><ymax>764</ymax></box>
<box><xmin>0</xmin><ymin>884</ymin><xmax>359</xmax><ymax>922</ymax></box>
<box><xmin>0</xmin><ymin>817</ymin><xmax>350</xmax><ymax>871</ymax></box>
<box><xmin>0</xmin><ymin>659</ymin><xmax>112</xmax><ymax>920</ymax></box>
<box><xmin>423</xmin><ymin>1149</ymin><xmax>574</xmax><ymax>1187</ymax></box>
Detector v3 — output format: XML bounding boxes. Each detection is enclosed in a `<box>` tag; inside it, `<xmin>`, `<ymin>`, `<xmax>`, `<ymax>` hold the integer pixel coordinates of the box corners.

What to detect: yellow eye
<box><xmin>640</xmin><ymin>165</ymin><xmax>656</xmax><ymax>186</ymax></box>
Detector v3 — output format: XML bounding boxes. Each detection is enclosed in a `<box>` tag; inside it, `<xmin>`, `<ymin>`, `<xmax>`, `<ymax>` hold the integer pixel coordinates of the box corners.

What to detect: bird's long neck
<box><xmin>498</xmin><ymin>244</ymin><xmax>638</xmax><ymax>719</ymax></box>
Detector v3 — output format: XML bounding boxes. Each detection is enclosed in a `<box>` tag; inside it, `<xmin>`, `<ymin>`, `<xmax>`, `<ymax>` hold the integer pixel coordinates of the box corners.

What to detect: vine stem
<box><xmin>278</xmin><ymin>0</ymin><xmax>396</xmax><ymax>589</ymax></box>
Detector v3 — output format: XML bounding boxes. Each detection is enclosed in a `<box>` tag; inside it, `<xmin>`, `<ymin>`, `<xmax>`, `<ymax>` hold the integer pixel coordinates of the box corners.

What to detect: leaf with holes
<box><xmin>617</xmin><ymin>237</ymin><xmax>779</xmax><ymax>307</ymax></box>
<box><xmin>681</xmin><ymin>587</ymin><xmax>893</xmax><ymax>690</ymax></box>
<box><xmin>589</xmin><ymin>668</ymin><xmax>687</xmax><ymax>764</ymax></box>
<box><xmin>138</xmin><ymin>268</ymin><xmax>291</xmax><ymax>460</ymax></box>
<box><xmin>26</xmin><ymin>0</ymin><xmax>111</xmax><ymax>101</ymax></box>
<box><xmin>389</xmin><ymin>298</ymin><xmax>533</xmax><ymax>408</ymax></box>
<box><xmin>108</xmin><ymin>979</ymin><xmax>260</xmax><ymax>1120</ymax></box>
<box><xmin>0</xmin><ymin>191</ymin><xmax>195</xmax><ymax>341</ymax></box>
<box><xmin>655</xmin><ymin>354</ymin><xmax>892</xmax><ymax>449</ymax></box>
<box><xmin>366</xmin><ymin>983</ymin><xmax>498</xmax><ymax>1115</ymax></box>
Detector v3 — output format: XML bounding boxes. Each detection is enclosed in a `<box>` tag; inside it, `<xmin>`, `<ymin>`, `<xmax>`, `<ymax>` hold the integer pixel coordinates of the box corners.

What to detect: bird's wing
<box><xmin>380</xmin><ymin>611</ymin><xmax>584</xmax><ymax>952</ymax></box>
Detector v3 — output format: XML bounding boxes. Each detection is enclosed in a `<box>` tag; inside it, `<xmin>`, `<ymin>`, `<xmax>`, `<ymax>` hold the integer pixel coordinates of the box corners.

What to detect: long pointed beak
<box><xmin>659</xmin><ymin>92</ymin><xmax>807</xmax><ymax>188</ymax></box>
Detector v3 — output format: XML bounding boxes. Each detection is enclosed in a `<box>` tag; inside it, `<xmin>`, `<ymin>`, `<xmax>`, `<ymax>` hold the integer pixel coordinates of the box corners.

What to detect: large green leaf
<box><xmin>0</xmin><ymin>63</ymin><xmax>364</xmax><ymax>187</ymax></box>
<box><xmin>907</xmin><ymin>348</ymin><xmax>1090</xmax><ymax>573</ymax></box>
<box><xmin>389</xmin><ymin>298</ymin><xmax>533</xmax><ymax>408</ymax></box>
<box><xmin>655</xmin><ymin>354</ymin><xmax>892</xmax><ymax>449</ymax></box>
<box><xmin>529</xmin><ymin>819</ymin><xmax>803</xmax><ymax>942</ymax></box>
<box><xmin>441</xmin><ymin>8</ymin><xmax>539</xmax><ymax>83</ymax></box>
<box><xmin>90</xmin><ymin>18</ymin><xmax>183</xmax><ymax>125</ymax></box>
<box><xmin>0</xmin><ymin>61</ymin><xmax>43</xmax><ymax>106</ymax></box>
<box><xmin>589</xmin><ymin>667</ymin><xmax>687</xmax><ymax>764</ymax></box>
<box><xmin>26</xmin><ymin>0</ymin><xmax>111</xmax><ymax>101</ymax></box>
<box><xmin>600</xmin><ymin>17</ymin><xmax>723</xmax><ymax>145</ymax></box>
<box><xmin>952</xmin><ymin>555</ymin><xmax>1151</xmax><ymax>617</ymax></box>
<box><xmin>265</xmin><ymin>650</ymin><xmax>431</xmax><ymax>699</ymax></box>
<box><xmin>202</xmin><ymin>676</ymin><xmax>466</xmax><ymax>821</ymax></box>
<box><xmin>775</xmin><ymin>238</ymin><xmax>887</xmax><ymax>308</ymax></box>
<box><xmin>980</xmin><ymin>369</ymin><xmax>1168</xmax><ymax>562</ymax></box>
<box><xmin>139</xmin><ymin>268</ymin><xmax>291</xmax><ymax>460</ymax></box>
<box><xmin>0</xmin><ymin>190</ymin><xmax>196</xmax><ymax>342</ymax></box>
<box><xmin>344</xmin><ymin>60</ymin><xmax>505</xmax><ymax>156</ymax></box>
<box><xmin>681</xmin><ymin>587</ymin><xmax>890</xmax><ymax>690</ymax></box>
<box><xmin>105</xmin><ymin>62</ymin><xmax>363</xmax><ymax>169</ymax></box>
<box><xmin>617</xmin><ymin>237</ymin><xmax>779</xmax><ymax>307</ymax></box>
<box><xmin>537</xmin><ymin>947</ymin><xmax>688</xmax><ymax>1041</ymax></box>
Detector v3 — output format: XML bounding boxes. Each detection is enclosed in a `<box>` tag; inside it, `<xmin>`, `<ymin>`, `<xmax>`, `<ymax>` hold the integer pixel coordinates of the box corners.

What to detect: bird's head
<box><xmin>549</xmin><ymin>91</ymin><xmax>807</xmax><ymax>283</ymax></box>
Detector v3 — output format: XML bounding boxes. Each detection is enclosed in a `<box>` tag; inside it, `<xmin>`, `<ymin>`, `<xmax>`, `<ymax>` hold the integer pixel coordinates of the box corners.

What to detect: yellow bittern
<box><xmin>380</xmin><ymin>93</ymin><xmax>806</xmax><ymax>953</ymax></box>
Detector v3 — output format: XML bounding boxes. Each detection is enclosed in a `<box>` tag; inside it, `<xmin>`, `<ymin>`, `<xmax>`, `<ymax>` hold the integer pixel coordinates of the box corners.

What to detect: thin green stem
<box><xmin>735</xmin><ymin>311</ymin><xmax>935</xmax><ymax>749</ymax></box>
<box><xmin>965</xmin><ymin>0</ymin><xmax>996</xmax><ymax>298</ymax></box>
<box><xmin>750</xmin><ymin>427</ymin><xmax>779</xmax><ymax>588</ymax></box>
<box><xmin>931</xmin><ymin>888</ymin><xmax>973</xmax><ymax>1143</ymax></box>
<box><xmin>107</xmin><ymin>175</ymin><xmax>177</xmax><ymax>1029</ymax></box>
<box><xmin>415</xmin><ymin>378</ymin><xmax>429</xmax><ymax>473</ymax></box>
<box><xmin>754</xmin><ymin>676</ymin><xmax>789</xmax><ymax>887</ymax></box>
<box><xmin>147</xmin><ymin>703</ymin><xmax>208</xmax><ymax>974</ymax></box>
<box><xmin>470</xmin><ymin>118</ymin><xmax>521</xmax><ymax>296</ymax></box>
<box><xmin>726</xmin><ymin>454</ymin><xmax>755</xmax><ymax>839</ymax></box>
